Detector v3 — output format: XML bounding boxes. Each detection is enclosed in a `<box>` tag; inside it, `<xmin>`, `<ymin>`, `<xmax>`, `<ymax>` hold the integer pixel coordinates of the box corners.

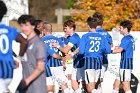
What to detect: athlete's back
<box><xmin>79</xmin><ymin>32</ymin><xmax>111</xmax><ymax>58</ymax></box>
<box><xmin>0</xmin><ymin>24</ymin><xmax>19</xmax><ymax>66</ymax></box>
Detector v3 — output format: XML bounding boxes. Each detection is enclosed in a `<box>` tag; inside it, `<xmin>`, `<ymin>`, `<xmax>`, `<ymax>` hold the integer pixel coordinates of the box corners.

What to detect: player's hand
<box><xmin>61</xmin><ymin>57</ymin><xmax>66</xmax><ymax>62</ymax></box>
<box><xmin>14</xmin><ymin>60</ymin><xmax>19</xmax><ymax>69</ymax></box>
<box><xmin>19</xmin><ymin>79</ymin><xmax>28</xmax><ymax>90</ymax></box>
<box><xmin>115</xmin><ymin>46</ymin><xmax>119</xmax><ymax>49</ymax></box>
<box><xmin>51</xmin><ymin>42</ymin><xmax>60</xmax><ymax>48</ymax></box>
<box><xmin>65</xmin><ymin>54</ymin><xmax>72</xmax><ymax>61</ymax></box>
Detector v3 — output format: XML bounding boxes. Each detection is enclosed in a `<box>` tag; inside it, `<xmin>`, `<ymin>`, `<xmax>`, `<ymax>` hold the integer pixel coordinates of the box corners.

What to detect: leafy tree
<box><xmin>71</xmin><ymin>0</ymin><xmax>140</xmax><ymax>31</ymax></box>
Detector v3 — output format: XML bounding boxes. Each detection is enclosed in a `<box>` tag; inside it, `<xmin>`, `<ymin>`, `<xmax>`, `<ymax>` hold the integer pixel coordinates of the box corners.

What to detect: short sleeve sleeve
<box><xmin>107</xmin><ymin>33</ymin><xmax>113</xmax><ymax>45</ymax></box>
<box><xmin>79</xmin><ymin>35</ymin><xmax>85</xmax><ymax>54</ymax></box>
<box><xmin>67</xmin><ymin>35</ymin><xmax>77</xmax><ymax>47</ymax></box>
<box><xmin>120</xmin><ymin>37</ymin><xmax>130</xmax><ymax>50</ymax></box>
<box><xmin>36</xmin><ymin>41</ymin><xmax>46</xmax><ymax>61</ymax></box>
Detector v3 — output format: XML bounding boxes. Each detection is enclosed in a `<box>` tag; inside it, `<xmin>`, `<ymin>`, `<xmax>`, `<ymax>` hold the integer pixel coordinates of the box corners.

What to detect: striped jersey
<box><xmin>0</xmin><ymin>24</ymin><xmax>19</xmax><ymax>78</ymax></box>
<box><xmin>79</xmin><ymin>31</ymin><xmax>111</xmax><ymax>69</ymax></box>
<box><xmin>96</xmin><ymin>28</ymin><xmax>113</xmax><ymax>64</ymax></box>
<box><xmin>120</xmin><ymin>34</ymin><xmax>135</xmax><ymax>69</ymax></box>
<box><xmin>42</xmin><ymin>35</ymin><xmax>63</xmax><ymax>67</ymax></box>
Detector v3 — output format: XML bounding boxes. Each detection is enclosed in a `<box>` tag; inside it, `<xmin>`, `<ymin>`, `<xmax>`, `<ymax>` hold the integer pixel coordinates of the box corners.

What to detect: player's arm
<box><xmin>51</xmin><ymin>42</ymin><xmax>72</xmax><ymax>54</ymax></box>
<box><xmin>52</xmin><ymin>53</ymin><xmax>64</xmax><ymax>60</ymax></box>
<box><xmin>24</xmin><ymin>42</ymin><xmax>46</xmax><ymax>86</ymax></box>
<box><xmin>110</xmin><ymin>43</ymin><xmax>113</xmax><ymax>47</ymax></box>
<box><xmin>111</xmin><ymin>46</ymin><xmax>123</xmax><ymax>54</ymax></box>
<box><xmin>112</xmin><ymin>38</ymin><xmax>129</xmax><ymax>54</ymax></box>
<box><xmin>65</xmin><ymin>48</ymin><xmax>79</xmax><ymax>60</ymax></box>
<box><xmin>16</xmin><ymin>34</ymin><xmax>28</xmax><ymax>56</ymax></box>
<box><xmin>107</xmin><ymin>32</ymin><xmax>113</xmax><ymax>47</ymax></box>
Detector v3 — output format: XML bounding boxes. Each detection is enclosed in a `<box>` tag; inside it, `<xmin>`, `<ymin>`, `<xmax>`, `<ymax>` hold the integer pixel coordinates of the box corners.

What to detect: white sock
<box><xmin>75</xmin><ymin>88</ymin><xmax>82</xmax><ymax>93</ymax></box>
<box><xmin>91</xmin><ymin>89</ymin><xmax>96</xmax><ymax>93</ymax></box>
<box><xmin>112</xmin><ymin>89</ymin><xmax>119</xmax><ymax>93</ymax></box>
<box><xmin>96</xmin><ymin>88</ymin><xmax>102</xmax><ymax>93</ymax></box>
<box><xmin>125</xmin><ymin>90</ymin><xmax>132</xmax><ymax>93</ymax></box>
<box><xmin>63</xmin><ymin>88</ymin><xmax>70</xmax><ymax>93</ymax></box>
<box><xmin>48</xmin><ymin>92</ymin><xmax>53</xmax><ymax>93</ymax></box>
<box><xmin>67</xmin><ymin>80</ymin><xmax>72</xmax><ymax>88</ymax></box>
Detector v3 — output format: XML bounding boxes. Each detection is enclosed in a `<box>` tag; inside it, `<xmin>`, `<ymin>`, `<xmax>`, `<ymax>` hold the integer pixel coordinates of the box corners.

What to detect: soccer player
<box><xmin>112</xmin><ymin>20</ymin><xmax>134</xmax><ymax>93</ymax></box>
<box><xmin>18</xmin><ymin>15</ymin><xmax>47</xmax><ymax>93</ymax></box>
<box><xmin>42</xmin><ymin>22</ymin><xmax>69</xmax><ymax>93</ymax></box>
<box><xmin>35</xmin><ymin>20</ymin><xmax>44</xmax><ymax>37</ymax></box>
<box><xmin>0</xmin><ymin>1</ymin><xmax>27</xmax><ymax>93</ymax></box>
<box><xmin>78</xmin><ymin>17</ymin><xmax>111</xmax><ymax>93</ymax></box>
<box><xmin>59</xmin><ymin>27</ymin><xmax>74</xmax><ymax>91</ymax></box>
<box><xmin>51</xmin><ymin>20</ymin><xmax>85</xmax><ymax>93</ymax></box>
<box><xmin>92</xmin><ymin>12</ymin><xmax>113</xmax><ymax>92</ymax></box>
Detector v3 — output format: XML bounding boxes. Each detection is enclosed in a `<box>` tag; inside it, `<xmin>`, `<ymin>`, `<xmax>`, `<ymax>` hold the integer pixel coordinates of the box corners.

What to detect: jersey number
<box><xmin>0</xmin><ymin>34</ymin><xmax>9</xmax><ymax>54</ymax></box>
<box><xmin>89</xmin><ymin>41</ymin><xmax>100</xmax><ymax>52</ymax></box>
<box><xmin>49</xmin><ymin>44</ymin><xmax>58</xmax><ymax>52</ymax></box>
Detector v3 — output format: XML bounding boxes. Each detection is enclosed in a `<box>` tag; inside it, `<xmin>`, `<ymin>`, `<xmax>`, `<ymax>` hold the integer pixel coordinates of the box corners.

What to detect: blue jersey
<box><xmin>59</xmin><ymin>36</ymin><xmax>70</xmax><ymax>45</ymax></box>
<box><xmin>42</xmin><ymin>35</ymin><xmax>63</xmax><ymax>67</ymax></box>
<box><xmin>45</xmin><ymin>64</ymin><xmax>52</xmax><ymax>77</ymax></box>
<box><xmin>96</xmin><ymin>28</ymin><xmax>112</xmax><ymax>45</ymax></box>
<box><xmin>0</xmin><ymin>24</ymin><xmax>19</xmax><ymax>78</ymax></box>
<box><xmin>67</xmin><ymin>33</ymin><xmax>83</xmax><ymax>68</ymax></box>
<box><xmin>79</xmin><ymin>32</ymin><xmax>111</xmax><ymax>69</ymax></box>
<box><xmin>96</xmin><ymin>28</ymin><xmax>113</xmax><ymax>64</ymax></box>
<box><xmin>120</xmin><ymin>35</ymin><xmax>135</xmax><ymax>69</ymax></box>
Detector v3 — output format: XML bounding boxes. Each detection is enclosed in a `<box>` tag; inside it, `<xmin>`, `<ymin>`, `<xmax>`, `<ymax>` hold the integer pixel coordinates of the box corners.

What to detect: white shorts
<box><xmin>85</xmin><ymin>69</ymin><xmax>101</xmax><ymax>84</ymax></box>
<box><xmin>0</xmin><ymin>79</ymin><xmax>12</xmax><ymax>93</ymax></box>
<box><xmin>65</xmin><ymin>63</ymin><xmax>73</xmax><ymax>75</ymax></box>
<box><xmin>47</xmin><ymin>66</ymin><xmax>67</xmax><ymax>86</ymax></box>
<box><xmin>46</xmin><ymin>76</ymin><xmax>54</xmax><ymax>86</ymax></box>
<box><xmin>72</xmin><ymin>67</ymin><xmax>85</xmax><ymax>81</ymax></box>
<box><xmin>116</xmin><ymin>69</ymin><xmax>132</xmax><ymax>82</ymax></box>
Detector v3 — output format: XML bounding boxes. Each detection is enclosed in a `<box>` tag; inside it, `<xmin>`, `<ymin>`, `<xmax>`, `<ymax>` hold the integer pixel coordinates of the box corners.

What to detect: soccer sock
<box><xmin>75</xmin><ymin>88</ymin><xmax>82</xmax><ymax>93</ymax></box>
<box><xmin>91</xmin><ymin>89</ymin><xmax>97</xmax><ymax>93</ymax></box>
<box><xmin>67</xmin><ymin>80</ymin><xmax>72</xmax><ymax>88</ymax></box>
<box><xmin>63</xmin><ymin>88</ymin><xmax>70</xmax><ymax>93</ymax></box>
<box><xmin>112</xmin><ymin>89</ymin><xmax>119</xmax><ymax>93</ymax></box>
<box><xmin>125</xmin><ymin>90</ymin><xmax>132</xmax><ymax>93</ymax></box>
<box><xmin>96</xmin><ymin>88</ymin><xmax>102</xmax><ymax>93</ymax></box>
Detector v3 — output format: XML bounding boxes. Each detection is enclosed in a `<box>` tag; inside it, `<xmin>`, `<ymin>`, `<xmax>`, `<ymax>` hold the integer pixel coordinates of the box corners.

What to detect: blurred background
<box><xmin>1</xmin><ymin>0</ymin><xmax>140</xmax><ymax>93</ymax></box>
<box><xmin>2</xmin><ymin>0</ymin><xmax>140</xmax><ymax>32</ymax></box>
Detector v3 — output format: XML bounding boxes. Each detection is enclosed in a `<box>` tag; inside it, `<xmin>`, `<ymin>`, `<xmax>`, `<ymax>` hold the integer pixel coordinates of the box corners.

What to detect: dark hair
<box><xmin>0</xmin><ymin>0</ymin><xmax>7</xmax><ymax>21</ymax></box>
<box><xmin>92</xmin><ymin>12</ymin><xmax>104</xmax><ymax>25</ymax></box>
<box><xmin>63</xmin><ymin>20</ymin><xmax>76</xmax><ymax>30</ymax></box>
<box><xmin>34</xmin><ymin>20</ymin><xmax>43</xmax><ymax>35</ymax></box>
<box><xmin>34</xmin><ymin>28</ymin><xmax>40</xmax><ymax>35</ymax></box>
<box><xmin>87</xmin><ymin>17</ymin><xmax>98</xmax><ymax>29</ymax></box>
<box><xmin>35</xmin><ymin>20</ymin><xmax>43</xmax><ymax>28</ymax></box>
<box><xmin>18</xmin><ymin>15</ymin><xmax>36</xmax><ymax>26</ymax></box>
<box><xmin>120</xmin><ymin>20</ymin><xmax>133</xmax><ymax>32</ymax></box>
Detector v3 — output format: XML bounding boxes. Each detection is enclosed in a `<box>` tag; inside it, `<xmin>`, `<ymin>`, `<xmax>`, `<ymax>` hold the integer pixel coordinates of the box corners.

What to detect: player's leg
<box><xmin>54</xmin><ymin>66</ymin><xmax>70</xmax><ymax>93</ymax></box>
<box><xmin>46</xmin><ymin>77</ymin><xmax>55</xmax><ymax>93</ymax></box>
<box><xmin>65</xmin><ymin>63</ymin><xmax>73</xmax><ymax>91</ymax></box>
<box><xmin>112</xmin><ymin>68</ymin><xmax>122</xmax><ymax>93</ymax></box>
<box><xmin>121</xmin><ymin>69</ymin><xmax>132</xmax><ymax>93</ymax></box>
<box><xmin>85</xmin><ymin>69</ymin><xmax>100</xmax><ymax>93</ymax></box>
<box><xmin>71</xmin><ymin>68</ymin><xmax>82</xmax><ymax>93</ymax></box>
<box><xmin>113</xmin><ymin>79</ymin><xmax>120</xmax><ymax>93</ymax></box>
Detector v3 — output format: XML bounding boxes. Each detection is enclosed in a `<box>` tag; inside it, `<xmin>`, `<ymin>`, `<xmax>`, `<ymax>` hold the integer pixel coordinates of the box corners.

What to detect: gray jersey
<box><xmin>21</xmin><ymin>35</ymin><xmax>47</xmax><ymax>93</ymax></box>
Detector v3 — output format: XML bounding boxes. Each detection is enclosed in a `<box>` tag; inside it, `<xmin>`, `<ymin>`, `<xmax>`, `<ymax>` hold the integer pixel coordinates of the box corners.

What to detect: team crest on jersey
<box><xmin>28</xmin><ymin>44</ymin><xmax>34</xmax><ymax>49</ymax></box>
